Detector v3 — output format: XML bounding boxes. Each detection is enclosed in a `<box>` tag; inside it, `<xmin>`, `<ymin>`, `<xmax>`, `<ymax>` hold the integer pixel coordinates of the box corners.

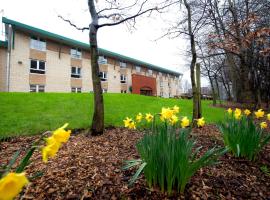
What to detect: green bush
<box><xmin>219</xmin><ymin>116</ymin><xmax>270</xmax><ymax>160</ymax></box>
<box><xmin>123</xmin><ymin>124</ymin><xmax>225</xmax><ymax>194</ymax></box>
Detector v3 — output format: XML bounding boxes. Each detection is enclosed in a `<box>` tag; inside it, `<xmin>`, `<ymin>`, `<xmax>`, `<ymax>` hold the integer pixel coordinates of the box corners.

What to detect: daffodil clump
<box><xmin>220</xmin><ymin>108</ymin><xmax>270</xmax><ymax>160</ymax></box>
<box><xmin>124</xmin><ymin>105</ymin><xmax>224</xmax><ymax>195</ymax></box>
<box><xmin>0</xmin><ymin>124</ymin><xmax>71</xmax><ymax>200</ymax></box>
<box><xmin>123</xmin><ymin>105</ymin><xmax>207</xmax><ymax>130</ymax></box>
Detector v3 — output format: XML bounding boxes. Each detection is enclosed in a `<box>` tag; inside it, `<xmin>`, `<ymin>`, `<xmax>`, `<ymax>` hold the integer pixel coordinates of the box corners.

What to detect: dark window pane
<box><xmin>77</xmin><ymin>88</ymin><xmax>82</xmax><ymax>93</ymax></box>
<box><xmin>31</xmin><ymin>60</ymin><xmax>37</xmax><ymax>69</ymax></box>
<box><xmin>71</xmin><ymin>67</ymin><xmax>76</xmax><ymax>74</ymax></box>
<box><xmin>30</xmin><ymin>85</ymin><xmax>36</xmax><ymax>92</ymax></box>
<box><xmin>39</xmin><ymin>85</ymin><xmax>45</xmax><ymax>92</ymax></box>
<box><xmin>71</xmin><ymin>88</ymin><xmax>76</xmax><ymax>92</ymax></box>
<box><xmin>78</xmin><ymin>68</ymin><xmax>81</xmax><ymax>74</ymax></box>
<box><xmin>39</xmin><ymin>61</ymin><xmax>45</xmax><ymax>70</ymax></box>
<box><xmin>31</xmin><ymin>36</ymin><xmax>38</xmax><ymax>40</ymax></box>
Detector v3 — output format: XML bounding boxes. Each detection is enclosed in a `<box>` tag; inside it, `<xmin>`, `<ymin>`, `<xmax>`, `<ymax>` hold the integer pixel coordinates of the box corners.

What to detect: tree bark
<box><xmin>183</xmin><ymin>0</ymin><xmax>201</xmax><ymax>126</ymax></box>
<box><xmin>88</xmin><ymin>0</ymin><xmax>104</xmax><ymax>135</ymax></box>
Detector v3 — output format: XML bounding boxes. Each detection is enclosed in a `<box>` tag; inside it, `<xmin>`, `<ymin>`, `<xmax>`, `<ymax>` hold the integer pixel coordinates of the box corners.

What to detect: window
<box><xmin>120</xmin><ymin>61</ymin><xmax>127</xmax><ymax>68</ymax></box>
<box><xmin>71</xmin><ymin>87</ymin><xmax>82</xmax><ymax>93</ymax></box>
<box><xmin>120</xmin><ymin>74</ymin><xmax>127</xmax><ymax>83</ymax></box>
<box><xmin>148</xmin><ymin>69</ymin><xmax>153</xmax><ymax>76</ymax></box>
<box><xmin>102</xmin><ymin>88</ymin><xmax>107</xmax><ymax>93</ymax></box>
<box><xmin>99</xmin><ymin>71</ymin><xmax>107</xmax><ymax>81</ymax></box>
<box><xmin>70</xmin><ymin>48</ymin><xmax>82</xmax><ymax>59</ymax></box>
<box><xmin>30</xmin><ymin>84</ymin><xmax>45</xmax><ymax>93</ymax></box>
<box><xmin>30</xmin><ymin>60</ymin><xmax>45</xmax><ymax>74</ymax></box>
<box><xmin>160</xmin><ymin>91</ymin><xmax>163</xmax><ymax>96</ymax></box>
<box><xmin>159</xmin><ymin>72</ymin><xmax>162</xmax><ymax>77</ymax></box>
<box><xmin>30</xmin><ymin>36</ymin><xmax>46</xmax><ymax>51</ymax></box>
<box><xmin>98</xmin><ymin>56</ymin><xmax>107</xmax><ymax>64</ymax></box>
<box><xmin>136</xmin><ymin>66</ymin><xmax>141</xmax><ymax>73</ymax></box>
<box><xmin>160</xmin><ymin>81</ymin><xmax>164</xmax><ymax>88</ymax></box>
<box><xmin>121</xmin><ymin>90</ymin><xmax>127</xmax><ymax>93</ymax></box>
<box><xmin>71</xmin><ymin>67</ymin><xmax>81</xmax><ymax>78</ymax></box>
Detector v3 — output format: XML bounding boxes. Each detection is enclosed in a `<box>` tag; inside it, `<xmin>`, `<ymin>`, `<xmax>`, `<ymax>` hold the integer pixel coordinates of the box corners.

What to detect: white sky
<box><xmin>0</xmin><ymin>0</ymin><xmax>208</xmax><ymax>87</ymax></box>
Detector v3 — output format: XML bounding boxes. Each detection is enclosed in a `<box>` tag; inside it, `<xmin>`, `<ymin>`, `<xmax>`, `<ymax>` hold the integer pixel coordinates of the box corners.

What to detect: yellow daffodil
<box><xmin>124</xmin><ymin>117</ymin><xmax>132</xmax><ymax>127</ymax></box>
<box><xmin>181</xmin><ymin>117</ymin><xmax>190</xmax><ymax>128</ymax></box>
<box><xmin>244</xmin><ymin>109</ymin><xmax>251</xmax><ymax>116</ymax></box>
<box><xmin>234</xmin><ymin>108</ymin><xmax>242</xmax><ymax>120</ymax></box>
<box><xmin>227</xmin><ymin>108</ymin><xmax>233</xmax><ymax>115</ymax></box>
<box><xmin>52</xmin><ymin>123</ymin><xmax>71</xmax><ymax>143</ymax></box>
<box><xmin>260</xmin><ymin>122</ymin><xmax>267</xmax><ymax>129</ymax></box>
<box><xmin>145</xmin><ymin>113</ymin><xmax>154</xmax><ymax>123</ymax></box>
<box><xmin>123</xmin><ymin>117</ymin><xmax>136</xmax><ymax>129</ymax></box>
<box><xmin>197</xmin><ymin>117</ymin><xmax>205</xmax><ymax>127</ymax></box>
<box><xmin>136</xmin><ymin>113</ymin><xmax>143</xmax><ymax>122</ymax></box>
<box><xmin>172</xmin><ymin>105</ymin><xmax>180</xmax><ymax>114</ymax></box>
<box><xmin>169</xmin><ymin>115</ymin><xmax>178</xmax><ymax>125</ymax></box>
<box><xmin>255</xmin><ymin>109</ymin><xmax>264</xmax><ymax>119</ymax></box>
<box><xmin>42</xmin><ymin>137</ymin><xmax>61</xmax><ymax>163</ymax></box>
<box><xmin>267</xmin><ymin>113</ymin><xmax>270</xmax><ymax>121</ymax></box>
<box><xmin>160</xmin><ymin>107</ymin><xmax>174</xmax><ymax>121</ymax></box>
<box><xmin>0</xmin><ymin>172</ymin><xmax>29</xmax><ymax>200</ymax></box>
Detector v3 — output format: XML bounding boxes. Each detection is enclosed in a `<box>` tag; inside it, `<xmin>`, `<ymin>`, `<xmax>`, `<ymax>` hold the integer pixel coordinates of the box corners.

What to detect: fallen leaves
<box><xmin>0</xmin><ymin>126</ymin><xmax>269</xmax><ymax>199</ymax></box>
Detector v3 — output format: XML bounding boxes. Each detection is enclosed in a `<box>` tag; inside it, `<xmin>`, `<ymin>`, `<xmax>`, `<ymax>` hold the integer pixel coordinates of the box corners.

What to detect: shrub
<box><xmin>219</xmin><ymin>110</ymin><xmax>270</xmax><ymax>160</ymax></box>
<box><xmin>123</xmin><ymin>122</ymin><xmax>225</xmax><ymax>194</ymax></box>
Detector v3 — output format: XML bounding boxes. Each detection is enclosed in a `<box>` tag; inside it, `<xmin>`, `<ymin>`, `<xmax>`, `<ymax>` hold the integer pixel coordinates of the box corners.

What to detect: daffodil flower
<box><xmin>255</xmin><ymin>109</ymin><xmax>264</xmax><ymax>119</ymax></box>
<box><xmin>169</xmin><ymin>115</ymin><xmax>178</xmax><ymax>125</ymax></box>
<box><xmin>197</xmin><ymin>117</ymin><xmax>205</xmax><ymax>127</ymax></box>
<box><xmin>244</xmin><ymin>109</ymin><xmax>251</xmax><ymax>116</ymax></box>
<box><xmin>267</xmin><ymin>113</ymin><xmax>270</xmax><ymax>121</ymax></box>
<box><xmin>227</xmin><ymin>108</ymin><xmax>233</xmax><ymax>115</ymax></box>
<box><xmin>172</xmin><ymin>105</ymin><xmax>180</xmax><ymax>114</ymax></box>
<box><xmin>260</xmin><ymin>122</ymin><xmax>267</xmax><ymax>129</ymax></box>
<box><xmin>181</xmin><ymin>117</ymin><xmax>190</xmax><ymax>128</ymax></box>
<box><xmin>136</xmin><ymin>113</ymin><xmax>143</xmax><ymax>122</ymax></box>
<box><xmin>234</xmin><ymin>108</ymin><xmax>242</xmax><ymax>120</ymax></box>
<box><xmin>145</xmin><ymin>113</ymin><xmax>154</xmax><ymax>123</ymax></box>
<box><xmin>0</xmin><ymin>172</ymin><xmax>29</xmax><ymax>200</ymax></box>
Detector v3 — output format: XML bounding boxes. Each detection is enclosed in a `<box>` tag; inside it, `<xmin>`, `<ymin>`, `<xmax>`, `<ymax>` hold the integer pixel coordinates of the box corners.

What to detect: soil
<box><xmin>0</xmin><ymin>126</ymin><xmax>269</xmax><ymax>200</ymax></box>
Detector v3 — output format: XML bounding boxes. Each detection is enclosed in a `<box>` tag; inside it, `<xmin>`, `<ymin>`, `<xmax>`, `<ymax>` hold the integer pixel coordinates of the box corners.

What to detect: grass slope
<box><xmin>0</xmin><ymin>93</ymin><xmax>225</xmax><ymax>138</ymax></box>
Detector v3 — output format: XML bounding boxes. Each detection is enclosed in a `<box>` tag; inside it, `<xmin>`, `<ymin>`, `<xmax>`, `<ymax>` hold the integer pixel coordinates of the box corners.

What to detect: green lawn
<box><xmin>0</xmin><ymin>93</ymin><xmax>225</xmax><ymax>139</ymax></box>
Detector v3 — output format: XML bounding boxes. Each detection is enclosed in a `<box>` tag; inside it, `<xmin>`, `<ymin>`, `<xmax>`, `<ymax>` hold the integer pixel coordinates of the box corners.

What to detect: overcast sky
<box><xmin>0</xmin><ymin>0</ymin><xmax>208</xmax><ymax>87</ymax></box>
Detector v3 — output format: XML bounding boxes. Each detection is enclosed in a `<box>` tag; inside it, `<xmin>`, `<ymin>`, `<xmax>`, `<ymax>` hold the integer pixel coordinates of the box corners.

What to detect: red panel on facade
<box><xmin>132</xmin><ymin>74</ymin><xmax>157</xmax><ymax>96</ymax></box>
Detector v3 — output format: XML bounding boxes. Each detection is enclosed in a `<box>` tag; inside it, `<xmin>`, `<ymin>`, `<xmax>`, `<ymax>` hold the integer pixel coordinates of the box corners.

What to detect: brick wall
<box><xmin>132</xmin><ymin>74</ymin><xmax>157</xmax><ymax>96</ymax></box>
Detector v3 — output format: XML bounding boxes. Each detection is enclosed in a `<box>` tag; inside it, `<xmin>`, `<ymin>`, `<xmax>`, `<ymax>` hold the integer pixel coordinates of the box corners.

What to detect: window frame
<box><xmin>119</xmin><ymin>61</ymin><xmax>127</xmax><ymax>68</ymax></box>
<box><xmin>98</xmin><ymin>56</ymin><xmax>108</xmax><ymax>64</ymax></box>
<box><xmin>102</xmin><ymin>88</ymin><xmax>108</xmax><ymax>93</ymax></box>
<box><xmin>30</xmin><ymin>36</ymin><xmax>46</xmax><ymax>51</ymax></box>
<box><xmin>120</xmin><ymin>74</ymin><xmax>127</xmax><ymax>83</ymax></box>
<box><xmin>71</xmin><ymin>66</ymin><xmax>82</xmax><ymax>78</ymax></box>
<box><xmin>148</xmin><ymin>69</ymin><xmax>153</xmax><ymax>76</ymax></box>
<box><xmin>30</xmin><ymin>59</ymin><xmax>46</xmax><ymax>74</ymax></box>
<box><xmin>30</xmin><ymin>84</ymin><xmax>45</xmax><ymax>93</ymax></box>
<box><xmin>135</xmin><ymin>66</ymin><xmax>141</xmax><ymax>73</ymax></box>
<box><xmin>71</xmin><ymin>87</ymin><xmax>82</xmax><ymax>93</ymax></box>
<box><xmin>70</xmin><ymin>48</ymin><xmax>82</xmax><ymax>59</ymax></box>
<box><xmin>99</xmin><ymin>71</ymin><xmax>108</xmax><ymax>81</ymax></box>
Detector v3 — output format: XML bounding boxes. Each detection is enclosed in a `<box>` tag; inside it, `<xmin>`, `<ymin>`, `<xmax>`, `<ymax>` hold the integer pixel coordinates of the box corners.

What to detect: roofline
<box><xmin>2</xmin><ymin>17</ymin><xmax>182</xmax><ymax>76</ymax></box>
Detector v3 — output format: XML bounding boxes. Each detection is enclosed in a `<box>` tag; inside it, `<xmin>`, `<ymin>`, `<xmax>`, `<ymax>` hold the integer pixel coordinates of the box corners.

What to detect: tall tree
<box><xmin>60</xmin><ymin>0</ymin><xmax>177</xmax><ymax>135</ymax></box>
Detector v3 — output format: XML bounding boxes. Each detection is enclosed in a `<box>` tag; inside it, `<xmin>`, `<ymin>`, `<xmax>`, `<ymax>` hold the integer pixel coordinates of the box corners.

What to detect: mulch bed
<box><xmin>0</xmin><ymin>126</ymin><xmax>270</xmax><ymax>200</ymax></box>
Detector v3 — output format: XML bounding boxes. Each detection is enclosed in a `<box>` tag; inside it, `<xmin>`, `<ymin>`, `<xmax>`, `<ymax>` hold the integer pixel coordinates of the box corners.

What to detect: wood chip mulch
<box><xmin>0</xmin><ymin>126</ymin><xmax>270</xmax><ymax>200</ymax></box>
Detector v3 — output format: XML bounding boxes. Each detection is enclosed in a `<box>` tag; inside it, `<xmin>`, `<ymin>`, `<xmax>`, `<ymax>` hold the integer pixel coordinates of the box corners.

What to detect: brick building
<box><xmin>0</xmin><ymin>17</ymin><xmax>183</xmax><ymax>97</ymax></box>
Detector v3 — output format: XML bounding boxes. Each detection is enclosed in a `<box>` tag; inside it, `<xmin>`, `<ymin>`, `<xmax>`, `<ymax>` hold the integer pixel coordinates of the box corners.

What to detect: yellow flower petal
<box><xmin>0</xmin><ymin>172</ymin><xmax>29</xmax><ymax>200</ymax></box>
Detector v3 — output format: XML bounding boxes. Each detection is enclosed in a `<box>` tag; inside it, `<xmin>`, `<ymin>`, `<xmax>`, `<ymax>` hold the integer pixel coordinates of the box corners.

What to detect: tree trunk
<box><xmin>183</xmin><ymin>0</ymin><xmax>201</xmax><ymax>126</ymax></box>
<box><xmin>89</xmin><ymin>24</ymin><xmax>104</xmax><ymax>135</ymax></box>
<box><xmin>196</xmin><ymin>63</ymin><xmax>202</xmax><ymax>117</ymax></box>
<box><xmin>208</xmin><ymin>74</ymin><xmax>217</xmax><ymax>106</ymax></box>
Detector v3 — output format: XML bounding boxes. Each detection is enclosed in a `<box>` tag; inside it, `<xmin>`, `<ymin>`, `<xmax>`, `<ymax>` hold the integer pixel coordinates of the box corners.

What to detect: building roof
<box><xmin>2</xmin><ymin>17</ymin><xmax>182</xmax><ymax>76</ymax></box>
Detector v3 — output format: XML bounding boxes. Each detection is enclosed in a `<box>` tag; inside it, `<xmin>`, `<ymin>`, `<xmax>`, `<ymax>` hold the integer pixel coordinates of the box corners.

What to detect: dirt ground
<box><xmin>0</xmin><ymin>126</ymin><xmax>269</xmax><ymax>200</ymax></box>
